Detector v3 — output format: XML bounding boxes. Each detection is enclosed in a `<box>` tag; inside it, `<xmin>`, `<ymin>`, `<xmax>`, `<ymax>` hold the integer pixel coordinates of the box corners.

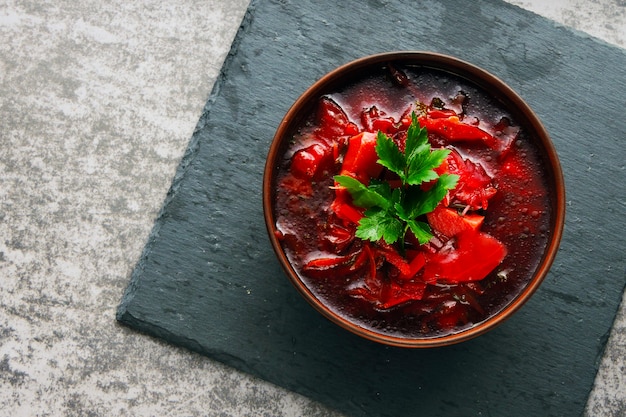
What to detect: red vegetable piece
<box><xmin>304</xmin><ymin>255</ymin><xmax>351</xmax><ymax>270</ymax></box>
<box><xmin>330</xmin><ymin>198</ymin><xmax>364</xmax><ymax>225</ymax></box>
<box><xmin>322</xmin><ymin>224</ymin><xmax>354</xmax><ymax>252</ymax></box>
<box><xmin>403</xmin><ymin>251</ymin><xmax>426</xmax><ymax>281</ymax></box>
<box><xmin>377</xmin><ymin>245</ymin><xmax>411</xmax><ymax>278</ymax></box>
<box><xmin>348</xmin><ymin>286</ymin><xmax>379</xmax><ymax>304</ymax></box>
<box><xmin>427</xmin><ymin>108</ymin><xmax>458</xmax><ymax>119</ymax></box>
<box><xmin>348</xmin><ymin>245</ymin><xmax>427</xmax><ymax>309</ymax></box>
<box><xmin>446</xmin><ymin>150</ymin><xmax>497</xmax><ymax>210</ymax></box>
<box><xmin>420</xmin><ymin>116</ymin><xmax>498</xmax><ymax>148</ymax></box>
<box><xmin>339</xmin><ymin>131</ymin><xmax>382</xmax><ymax>183</ymax></box>
<box><xmin>290</xmin><ymin>143</ymin><xmax>332</xmax><ymax>180</ymax></box>
<box><xmin>349</xmin><ymin>246</ymin><xmax>369</xmax><ymax>272</ymax></box>
<box><xmin>316</xmin><ymin>97</ymin><xmax>353</xmax><ymax>138</ymax></box>
<box><xmin>361</xmin><ymin>106</ymin><xmax>398</xmax><ymax>134</ymax></box>
<box><xmin>344</xmin><ymin>122</ymin><xmax>360</xmax><ymax>136</ymax></box>
<box><xmin>371</xmin><ymin>118</ymin><xmax>396</xmax><ymax>134</ymax></box>
<box><xmin>303</xmin><ymin>252</ymin><xmax>359</xmax><ymax>278</ymax></box>
<box><xmin>423</xmin><ymin>230</ymin><xmax>507</xmax><ymax>283</ymax></box>
<box><xmin>426</xmin><ymin>206</ymin><xmax>484</xmax><ymax>238</ymax></box>
<box><xmin>380</xmin><ymin>280</ymin><xmax>427</xmax><ymax>309</ymax></box>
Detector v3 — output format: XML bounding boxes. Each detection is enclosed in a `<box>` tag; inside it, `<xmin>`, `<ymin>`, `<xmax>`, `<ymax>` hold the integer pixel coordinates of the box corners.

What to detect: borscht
<box><xmin>270</xmin><ymin>60</ymin><xmax>554</xmax><ymax>340</ymax></box>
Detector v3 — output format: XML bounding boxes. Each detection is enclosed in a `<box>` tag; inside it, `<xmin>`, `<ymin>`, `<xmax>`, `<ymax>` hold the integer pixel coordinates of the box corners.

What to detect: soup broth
<box><xmin>273</xmin><ymin>64</ymin><xmax>551</xmax><ymax>338</ymax></box>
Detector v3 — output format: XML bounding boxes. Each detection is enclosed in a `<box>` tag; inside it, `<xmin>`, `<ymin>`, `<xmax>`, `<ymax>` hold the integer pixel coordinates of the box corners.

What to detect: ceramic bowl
<box><xmin>263</xmin><ymin>52</ymin><xmax>565</xmax><ymax>348</ymax></box>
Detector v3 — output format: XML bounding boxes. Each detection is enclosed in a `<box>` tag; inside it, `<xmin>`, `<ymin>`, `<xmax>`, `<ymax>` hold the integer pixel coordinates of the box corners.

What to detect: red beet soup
<box><xmin>270</xmin><ymin>61</ymin><xmax>554</xmax><ymax>339</ymax></box>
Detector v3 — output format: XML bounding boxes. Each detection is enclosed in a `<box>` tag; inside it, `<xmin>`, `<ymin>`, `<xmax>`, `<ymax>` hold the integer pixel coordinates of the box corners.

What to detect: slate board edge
<box><xmin>507</xmin><ymin>1</ymin><xmax>626</xmax><ymax>53</ymax></box>
<box><xmin>115</xmin><ymin>0</ymin><xmax>262</xmax><ymax>324</ymax></box>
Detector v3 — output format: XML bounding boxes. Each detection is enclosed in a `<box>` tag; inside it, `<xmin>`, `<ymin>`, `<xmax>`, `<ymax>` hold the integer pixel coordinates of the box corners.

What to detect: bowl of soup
<box><xmin>263</xmin><ymin>52</ymin><xmax>565</xmax><ymax>348</ymax></box>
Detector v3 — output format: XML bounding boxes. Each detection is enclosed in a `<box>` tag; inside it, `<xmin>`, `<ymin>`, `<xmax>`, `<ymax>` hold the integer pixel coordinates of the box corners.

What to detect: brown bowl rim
<box><xmin>263</xmin><ymin>51</ymin><xmax>566</xmax><ymax>348</ymax></box>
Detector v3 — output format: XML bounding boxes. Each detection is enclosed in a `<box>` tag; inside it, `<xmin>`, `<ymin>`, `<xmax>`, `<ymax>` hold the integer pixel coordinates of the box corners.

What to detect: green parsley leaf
<box><xmin>355</xmin><ymin>208</ymin><xmax>404</xmax><ymax>244</ymax></box>
<box><xmin>406</xmin><ymin>219</ymin><xmax>434</xmax><ymax>245</ymax></box>
<box><xmin>375</xmin><ymin>131</ymin><xmax>406</xmax><ymax>180</ymax></box>
<box><xmin>404</xmin><ymin>113</ymin><xmax>429</xmax><ymax>165</ymax></box>
<box><xmin>334</xmin><ymin>175</ymin><xmax>391</xmax><ymax>209</ymax></box>
<box><xmin>334</xmin><ymin>112</ymin><xmax>458</xmax><ymax>251</ymax></box>
<box><xmin>437</xmin><ymin>172</ymin><xmax>460</xmax><ymax>190</ymax></box>
<box><xmin>406</xmin><ymin>144</ymin><xmax>451</xmax><ymax>186</ymax></box>
<box><xmin>367</xmin><ymin>179</ymin><xmax>395</xmax><ymax>203</ymax></box>
<box><xmin>404</xmin><ymin>173</ymin><xmax>459</xmax><ymax>219</ymax></box>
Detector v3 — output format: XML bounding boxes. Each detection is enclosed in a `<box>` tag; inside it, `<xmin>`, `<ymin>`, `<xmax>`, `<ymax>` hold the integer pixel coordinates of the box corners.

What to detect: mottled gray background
<box><xmin>0</xmin><ymin>0</ymin><xmax>624</xmax><ymax>416</ymax></box>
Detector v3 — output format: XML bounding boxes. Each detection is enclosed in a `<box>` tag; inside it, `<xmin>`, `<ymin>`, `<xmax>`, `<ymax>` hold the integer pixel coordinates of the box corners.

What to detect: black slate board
<box><xmin>117</xmin><ymin>0</ymin><xmax>626</xmax><ymax>415</ymax></box>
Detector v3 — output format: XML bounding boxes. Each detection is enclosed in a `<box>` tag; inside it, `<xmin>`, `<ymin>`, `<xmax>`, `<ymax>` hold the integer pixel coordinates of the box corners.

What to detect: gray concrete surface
<box><xmin>0</xmin><ymin>0</ymin><xmax>623</xmax><ymax>416</ymax></box>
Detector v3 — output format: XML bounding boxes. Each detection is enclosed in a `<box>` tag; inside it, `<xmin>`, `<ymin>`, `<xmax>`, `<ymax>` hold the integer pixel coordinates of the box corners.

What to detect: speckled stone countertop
<box><xmin>0</xmin><ymin>0</ymin><xmax>624</xmax><ymax>416</ymax></box>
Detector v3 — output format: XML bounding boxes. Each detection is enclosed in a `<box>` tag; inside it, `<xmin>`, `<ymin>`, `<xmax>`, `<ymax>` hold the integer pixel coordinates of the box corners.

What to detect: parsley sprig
<box><xmin>334</xmin><ymin>113</ymin><xmax>459</xmax><ymax>249</ymax></box>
